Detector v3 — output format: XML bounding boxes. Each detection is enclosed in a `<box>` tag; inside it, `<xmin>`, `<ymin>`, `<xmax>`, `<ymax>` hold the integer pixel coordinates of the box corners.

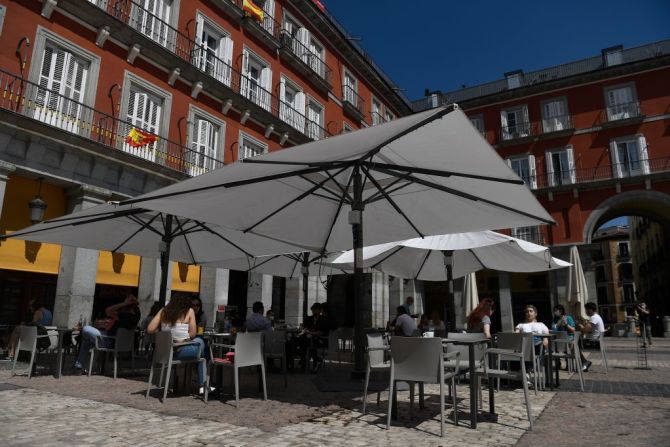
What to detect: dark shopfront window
<box><xmin>91</xmin><ymin>284</ymin><xmax>138</xmax><ymax>321</ymax></box>
<box><xmin>0</xmin><ymin>270</ymin><xmax>56</xmax><ymax>325</ymax></box>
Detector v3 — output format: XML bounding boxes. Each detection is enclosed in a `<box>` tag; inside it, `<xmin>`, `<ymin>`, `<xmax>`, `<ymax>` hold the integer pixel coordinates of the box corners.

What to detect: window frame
<box><xmin>469</xmin><ymin>113</ymin><xmax>485</xmax><ymax>135</ymax></box>
<box><xmin>540</xmin><ymin>96</ymin><xmax>570</xmax><ymax>133</ymax></box>
<box><xmin>187</xmin><ymin>104</ymin><xmax>225</xmax><ymax>174</ymax></box>
<box><xmin>238</xmin><ymin>131</ymin><xmax>268</xmax><ymax>161</ymax></box>
<box><xmin>305</xmin><ymin>95</ymin><xmax>325</xmax><ymax>140</ymax></box>
<box><xmin>603</xmin><ymin>82</ymin><xmax>639</xmax><ymax>121</ymax></box>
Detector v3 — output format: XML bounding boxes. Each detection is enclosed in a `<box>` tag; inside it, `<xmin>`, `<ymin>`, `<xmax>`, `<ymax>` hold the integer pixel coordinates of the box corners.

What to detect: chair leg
<box><xmin>159</xmin><ymin>364</ymin><xmax>165</xmax><ymax>388</ymax></box>
<box><xmin>440</xmin><ymin>381</ymin><xmax>445</xmax><ymax>438</ymax></box>
<box><xmin>386</xmin><ymin>374</ymin><xmax>395</xmax><ymax>430</ymax></box>
<box><xmin>601</xmin><ymin>347</ymin><xmax>608</xmax><ymax>374</ymax></box>
<box><xmin>12</xmin><ymin>340</ymin><xmax>20</xmax><ymax>377</ymax></box>
<box><xmin>409</xmin><ymin>382</ymin><xmax>414</xmax><ymax>417</ymax></box>
<box><xmin>261</xmin><ymin>363</ymin><xmax>267</xmax><ymax>401</ymax></box>
<box><xmin>113</xmin><ymin>352</ymin><xmax>118</xmax><ymax>380</ymax></box>
<box><xmin>88</xmin><ymin>350</ymin><xmax>95</xmax><ymax>377</ymax></box>
<box><xmin>162</xmin><ymin>362</ymin><xmax>172</xmax><ymax>403</ymax></box>
<box><xmin>521</xmin><ymin>362</ymin><xmax>533</xmax><ymax>430</ymax></box>
<box><xmin>363</xmin><ymin>365</ymin><xmax>370</xmax><ymax>414</ymax></box>
<box><xmin>27</xmin><ymin>348</ymin><xmax>36</xmax><ymax>379</ymax></box>
<box><xmin>234</xmin><ymin>367</ymin><xmax>240</xmax><ymax>408</ymax></box>
<box><xmin>203</xmin><ymin>360</ymin><xmax>209</xmax><ymax>403</ymax></box>
<box><xmin>452</xmin><ymin>377</ymin><xmax>459</xmax><ymax>425</ymax></box>
<box><xmin>146</xmin><ymin>364</ymin><xmax>154</xmax><ymax>398</ymax></box>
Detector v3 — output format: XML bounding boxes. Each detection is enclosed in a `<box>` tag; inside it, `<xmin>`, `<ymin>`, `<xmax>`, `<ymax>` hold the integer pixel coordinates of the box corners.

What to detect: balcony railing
<box><xmin>84</xmin><ymin>0</ymin><xmax>327</xmax><ymax>142</ymax></box>
<box><xmin>279</xmin><ymin>30</ymin><xmax>333</xmax><ymax>86</ymax></box>
<box><xmin>542</xmin><ymin>114</ymin><xmax>573</xmax><ymax>133</ymax></box>
<box><xmin>606</xmin><ymin>101</ymin><xmax>642</xmax><ymax>121</ymax></box>
<box><xmin>500</xmin><ymin>121</ymin><xmax>533</xmax><ymax>141</ymax></box>
<box><xmin>0</xmin><ymin>69</ymin><xmax>221</xmax><ymax>176</ymax></box>
<box><xmin>278</xmin><ymin>100</ymin><xmax>328</xmax><ymax>140</ymax></box>
<box><xmin>342</xmin><ymin>84</ymin><xmax>365</xmax><ymax>119</ymax></box>
<box><xmin>535</xmin><ymin>156</ymin><xmax>670</xmax><ymax>189</ymax></box>
<box><xmin>371</xmin><ymin>111</ymin><xmax>386</xmax><ymax>126</ymax></box>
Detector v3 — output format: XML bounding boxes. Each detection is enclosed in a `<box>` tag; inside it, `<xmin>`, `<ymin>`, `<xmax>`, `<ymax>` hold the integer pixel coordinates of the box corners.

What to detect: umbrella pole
<box><xmin>351</xmin><ymin>170</ymin><xmax>366</xmax><ymax>377</ymax></box>
<box><xmin>442</xmin><ymin>250</ymin><xmax>454</xmax><ymax>331</ymax></box>
<box><xmin>158</xmin><ymin>214</ymin><xmax>174</xmax><ymax>306</ymax></box>
<box><xmin>301</xmin><ymin>252</ymin><xmax>309</xmax><ymax>322</ymax></box>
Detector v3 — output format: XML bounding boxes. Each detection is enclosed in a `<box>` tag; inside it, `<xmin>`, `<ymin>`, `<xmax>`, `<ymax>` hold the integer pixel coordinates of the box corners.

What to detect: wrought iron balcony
<box><xmin>371</xmin><ymin>111</ymin><xmax>386</xmax><ymax>126</ymax></box>
<box><xmin>0</xmin><ymin>69</ymin><xmax>221</xmax><ymax>177</ymax></box>
<box><xmin>541</xmin><ymin>114</ymin><xmax>573</xmax><ymax>134</ymax></box>
<box><xmin>278</xmin><ymin>30</ymin><xmax>333</xmax><ymax>93</ymax></box>
<box><xmin>606</xmin><ymin>101</ymin><xmax>642</xmax><ymax>122</ymax></box>
<box><xmin>342</xmin><ymin>84</ymin><xmax>365</xmax><ymax>121</ymax></box>
<box><xmin>499</xmin><ymin>121</ymin><xmax>533</xmax><ymax>142</ymax></box>
<box><xmin>240</xmin><ymin>5</ymin><xmax>282</xmax><ymax>50</ymax></box>
<box><xmin>278</xmin><ymin>100</ymin><xmax>328</xmax><ymax>140</ymax></box>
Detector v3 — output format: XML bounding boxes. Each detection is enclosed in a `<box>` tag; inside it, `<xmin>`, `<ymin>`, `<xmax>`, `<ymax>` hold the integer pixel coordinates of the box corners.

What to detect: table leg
<box><xmin>56</xmin><ymin>331</ymin><xmax>64</xmax><ymax>379</ymax></box>
<box><xmin>419</xmin><ymin>382</ymin><xmax>425</xmax><ymax>409</ymax></box>
<box><xmin>547</xmin><ymin>340</ymin><xmax>554</xmax><ymax>391</ymax></box>
<box><xmin>391</xmin><ymin>383</ymin><xmax>398</xmax><ymax>420</ymax></box>
<box><xmin>469</xmin><ymin>344</ymin><xmax>477</xmax><ymax>429</ymax></box>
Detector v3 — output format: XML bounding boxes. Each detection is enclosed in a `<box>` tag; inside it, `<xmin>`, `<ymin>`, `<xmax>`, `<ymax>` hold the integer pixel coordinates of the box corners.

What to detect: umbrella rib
<box><xmin>193</xmin><ymin>221</ymin><xmax>254</xmax><ymax>257</ymax></box>
<box><xmin>298</xmin><ymin>175</ymin><xmax>346</xmax><ymax>202</ymax></box>
<box><xmin>125</xmin><ymin>215</ymin><xmax>164</xmax><ymax>238</ymax></box>
<box><xmin>366</xmin><ymin>172</ymin><xmax>412</xmax><ymax>203</ymax></box>
<box><xmin>322</xmin><ymin>169</ymin><xmax>353</xmax><ymax>203</ymax></box>
<box><xmin>245</xmin><ymin>254</ymin><xmax>281</xmax><ymax>273</ymax></box>
<box><xmin>362</xmin><ymin>161</ymin><xmax>525</xmax><ymax>185</ymax></box>
<box><xmin>367</xmin><ymin>182</ymin><xmax>414</xmax><ymax>204</ymax></box>
<box><xmin>414</xmin><ymin>250</ymin><xmax>432</xmax><ymax>281</ymax></box>
<box><xmin>173</xmin><ymin>217</ymin><xmax>198</xmax><ymax>264</ymax></box>
<box><xmin>370</xmin><ymin>166</ymin><xmax>556</xmax><ymax>225</ymax></box>
<box><xmin>109</xmin><ymin>213</ymin><xmax>162</xmax><ymax>253</ymax></box>
<box><xmin>42</xmin><ymin>207</ymin><xmax>146</xmax><ymax>224</ymax></box>
<box><xmin>370</xmin><ymin>246</ymin><xmax>406</xmax><ymax>269</ymax></box>
<box><xmin>361</xmin><ymin>165</ymin><xmax>424</xmax><ymax>238</ymax></box>
<box><xmin>242</xmin><ymin>165</ymin><xmax>350</xmax><ymax>233</ymax></box>
<box><xmin>319</xmin><ymin>168</ymin><xmax>356</xmax><ymax>253</ymax></box>
<box><xmin>468</xmin><ymin>248</ymin><xmax>487</xmax><ymax>270</ymax></box>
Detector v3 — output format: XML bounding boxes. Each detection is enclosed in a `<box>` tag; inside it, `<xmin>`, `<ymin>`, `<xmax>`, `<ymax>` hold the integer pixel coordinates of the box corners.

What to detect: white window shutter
<box><xmin>195</xmin><ymin>15</ymin><xmax>204</xmax><ymax>46</ymax></box>
<box><xmin>566</xmin><ymin>145</ymin><xmax>576</xmax><ymax>184</ymax></box>
<box><xmin>610</xmin><ymin>140</ymin><xmax>622</xmax><ymax>178</ymax></box>
<box><xmin>505</xmin><ymin>158</ymin><xmax>512</xmax><ymax>168</ymax></box>
<box><xmin>528</xmin><ymin>154</ymin><xmax>537</xmax><ymax>189</ymax></box>
<box><xmin>638</xmin><ymin>135</ymin><xmax>649</xmax><ymax>174</ymax></box>
<box><xmin>545</xmin><ymin>152</ymin><xmax>555</xmax><ymax>187</ymax></box>
<box><xmin>295</xmin><ymin>91</ymin><xmax>306</xmax><ymax>130</ymax></box>
<box><xmin>522</xmin><ymin>106</ymin><xmax>530</xmax><ymax>135</ymax></box>
<box><xmin>260</xmin><ymin>67</ymin><xmax>272</xmax><ymax>111</ymax></box>
<box><xmin>240</xmin><ymin>50</ymin><xmax>249</xmax><ymax>97</ymax></box>
<box><xmin>500</xmin><ymin>111</ymin><xmax>509</xmax><ymax>139</ymax></box>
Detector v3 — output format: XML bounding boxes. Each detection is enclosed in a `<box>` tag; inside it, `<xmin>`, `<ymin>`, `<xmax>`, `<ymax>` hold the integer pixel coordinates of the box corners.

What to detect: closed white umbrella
<box><xmin>464</xmin><ymin>272</ymin><xmax>480</xmax><ymax>317</ymax></box>
<box><xmin>567</xmin><ymin>245</ymin><xmax>588</xmax><ymax>320</ymax></box>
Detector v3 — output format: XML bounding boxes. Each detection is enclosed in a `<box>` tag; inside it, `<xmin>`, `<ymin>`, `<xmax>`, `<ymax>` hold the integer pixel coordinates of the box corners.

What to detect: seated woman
<box><xmin>466</xmin><ymin>297</ymin><xmax>495</xmax><ymax>339</ymax></box>
<box><xmin>551</xmin><ymin>304</ymin><xmax>575</xmax><ymax>337</ymax></box>
<box><xmin>8</xmin><ymin>297</ymin><xmax>53</xmax><ymax>360</ymax></box>
<box><xmin>147</xmin><ymin>294</ymin><xmax>212</xmax><ymax>395</ymax></box>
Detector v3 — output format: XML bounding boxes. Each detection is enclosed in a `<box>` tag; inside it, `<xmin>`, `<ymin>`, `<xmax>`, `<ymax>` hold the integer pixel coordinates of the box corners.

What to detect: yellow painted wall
<box><xmin>96</xmin><ymin>251</ymin><xmax>141</xmax><ymax>287</ymax></box>
<box><xmin>171</xmin><ymin>262</ymin><xmax>200</xmax><ymax>292</ymax></box>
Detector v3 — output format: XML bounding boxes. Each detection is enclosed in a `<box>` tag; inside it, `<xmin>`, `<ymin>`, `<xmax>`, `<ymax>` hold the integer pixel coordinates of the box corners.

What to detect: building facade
<box><xmin>0</xmin><ymin>0</ymin><xmax>411</xmax><ymax>328</ymax></box>
<box><xmin>414</xmin><ymin>40</ymin><xmax>670</xmax><ymax>328</ymax></box>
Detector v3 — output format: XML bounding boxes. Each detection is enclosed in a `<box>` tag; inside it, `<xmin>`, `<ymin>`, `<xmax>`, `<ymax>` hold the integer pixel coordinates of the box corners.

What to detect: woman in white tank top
<box><xmin>147</xmin><ymin>294</ymin><xmax>212</xmax><ymax>394</ymax></box>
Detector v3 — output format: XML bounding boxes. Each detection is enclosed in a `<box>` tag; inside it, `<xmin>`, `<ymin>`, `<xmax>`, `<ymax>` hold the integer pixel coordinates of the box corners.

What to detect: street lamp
<box><xmin>28</xmin><ymin>177</ymin><xmax>47</xmax><ymax>224</ymax></box>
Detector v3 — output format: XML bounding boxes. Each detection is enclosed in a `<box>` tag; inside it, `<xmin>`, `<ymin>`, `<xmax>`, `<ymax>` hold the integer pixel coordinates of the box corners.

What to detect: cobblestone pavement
<box><xmin>1</xmin><ymin>338</ymin><xmax>666</xmax><ymax>446</ymax></box>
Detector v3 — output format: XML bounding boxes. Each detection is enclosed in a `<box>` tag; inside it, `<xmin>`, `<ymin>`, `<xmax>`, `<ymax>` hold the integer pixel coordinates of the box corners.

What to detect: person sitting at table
<box><xmin>70</xmin><ymin>293</ymin><xmax>141</xmax><ymax>374</ymax></box>
<box><xmin>417</xmin><ymin>313</ymin><xmax>430</xmax><ymax>334</ymax></box>
<box><xmin>8</xmin><ymin>297</ymin><xmax>53</xmax><ymax>360</ymax></box>
<box><xmin>245</xmin><ymin>301</ymin><xmax>272</xmax><ymax>332</ymax></box>
<box><xmin>551</xmin><ymin>304</ymin><xmax>575</xmax><ymax>336</ymax></box>
<box><xmin>467</xmin><ymin>297</ymin><xmax>495</xmax><ymax>339</ymax></box>
<box><xmin>515</xmin><ymin>304</ymin><xmax>549</xmax><ymax>352</ymax></box>
<box><xmin>393</xmin><ymin>305</ymin><xmax>417</xmax><ymax>336</ymax></box>
<box><xmin>191</xmin><ymin>295</ymin><xmax>207</xmax><ymax>332</ymax></box>
<box><xmin>576</xmin><ymin>302</ymin><xmax>606</xmax><ymax>372</ymax></box>
<box><xmin>147</xmin><ymin>293</ymin><xmax>212</xmax><ymax>395</ymax></box>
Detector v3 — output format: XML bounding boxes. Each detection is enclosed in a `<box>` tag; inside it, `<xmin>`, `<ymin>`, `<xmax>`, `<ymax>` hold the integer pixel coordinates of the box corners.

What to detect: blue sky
<box><xmin>325</xmin><ymin>0</ymin><xmax>670</xmax><ymax>101</ymax></box>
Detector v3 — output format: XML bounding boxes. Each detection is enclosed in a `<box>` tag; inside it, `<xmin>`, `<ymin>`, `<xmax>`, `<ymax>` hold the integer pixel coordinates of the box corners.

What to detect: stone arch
<box><xmin>582</xmin><ymin>190</ymin><xmax>670</xmax><ymax>243</ymax></box>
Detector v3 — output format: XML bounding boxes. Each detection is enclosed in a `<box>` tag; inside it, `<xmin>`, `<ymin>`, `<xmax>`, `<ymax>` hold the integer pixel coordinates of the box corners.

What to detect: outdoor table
<box><xmin>537</xmin><ymin>333</ymin><xmax>557</xmax><ymax>390</ymax></box>
<box><xmin>442</xmin><ymin>338</ymin><xmax>494</xmax><ymax>429</ymax></box>
<box><xmin>55</xmin><ymin>327</ymin><xmax>79</xmax><ymax>379</ymax></box>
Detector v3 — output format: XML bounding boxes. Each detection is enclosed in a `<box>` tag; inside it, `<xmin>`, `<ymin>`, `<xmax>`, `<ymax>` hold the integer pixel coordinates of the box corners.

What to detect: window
<box><xmin>343</xmin><ymin>70</ymin><xmax>358</xmax><ymax>106</ymax></box>
<box><xmin>131</xmin><ymin>0</ymin><xmax>175</xmax><ymax>48</ymax></box>
<box><xmin>282</xmin><ymin>12</ymin><xmax>325</xmax><ymax>79</ymax></box>
<box><xmin>239</xmin><ymin>132</ymin><xmax>267</xmax><ymax>160</ymax></box>
<box><xmin>256</xmin><ymin>0</ymin><xmax>275</xmax><ymax>35</ymax></box>
<box><xmin>241</xmin><ymin>48</ymin><xmax>272</xmax><ymax>111</ymax></box>
<box><xmin>371</xmin><ymin>98</ymin><xmax>382</xmax><ymax>126</ymax></box>
<box><xmin>194</xmin><ymin>14</ymin><xmax>233</xmax><ymax>86</ymax></box>
<box><xmin>188</xmin><ymin>106</ymin><xmax>224</xmax><ymax>176</ymax></box>
<box><xmin>119</xmin><ymin>72</ymin><xmax>171</xmax><ymax>163</ymax></box>
<box><xmin>541</xmin><ymin>98</ymin><xmax>570</xmax><ymax>133</ymax></box>
<box><xmin>306</xmin><ymin>98</ymin><xmax>324</xmax><ymax>140</ymax></box>
<box><xmin>0</xmin><ymin>5</ymin><xmax>6</xmax><ymax>36</ymax></box>
<box><xmin>500</xmin><ymin>105</ymin><xmax>530</xmax><ymax>140</ymax></box>
<box><xmin>545</xmin><ymin>146</ymin><xmax>575</xmax><ymax>186</ymax></box>
<box><xmin>605</xmin><ymin>84</ymin><xmax>639</xmax><ymax>121</ymax></box>
<box><xmin>279</xmin><ymin>76</ymin><xmax>305</xmax><ymax>131</ymax></box>
<box><xmin>342</xmin><ymin>122</ymin><xmax>354</xmax><ymax>133</ymax></box>
<box><xmin>610</xmin><ymin>135</ymin><xmax>649</xmax><ymax>178</ymax></box>
<box><xmin>506</xmin><ymin>155</ymin><xmax>536</xmax><ymax>189</ymax></box>
<box><xmin>622</xmin><ymin>284</ymin><xmax>635</xmax><ymax>303</ymax></box>
<box><xmin>469</xmin><ymin>114</ymin><xmax>485</xmax><ymax>135</ymax></box>
<box><xmin>384</xmin><ymin>110</ymin><xmax>394</xmax><ymax>122</ymax></box>
<box><xmin>603</xmin><ymin>45</ymin><xmax>623</xmax><ymax>67</ymax></box>
<box><xmin>511</xmin><ymin>226</ymin><xmax>539</xmax><ymax>243</ymax></box>
<box><xmin>505</xmin><ymin>70</ymin><xmax>523</xmax><ymax>89</ymax></box>
<box><xmin>618</xmin><ymin>242</ymin><xmax>630</xmax><ymax>257</ymax></box>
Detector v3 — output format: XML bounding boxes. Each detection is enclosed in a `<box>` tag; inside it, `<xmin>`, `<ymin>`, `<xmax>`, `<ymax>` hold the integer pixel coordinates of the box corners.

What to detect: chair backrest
<box><xmin>152</xmin><ymin>331</ymin><xmax>174</xmax><ymax>365</ymax></box>
<box><xmin>327</xmin><ymin>330</ymin><xmax>339</xmax><ymax>354</ymax></box>
<box><xmin>366</xmin><ymin>333</ymin><xmax>387</xmax><ymax>368</ymax></box>
<box><xmin>18</xmin><ymin>325</ymin><xmax>37</xmax><ymax>353</ymax></box>
<box><xmin>552</xmin><ymin>330</ymin><xmax>569</xmax><ymax>354</ymax></box>
<box><xmin>390</xmin><ymin>336</ymin><xmax>442</xmax><ymax>383</ymax></box>
<box><xmin>235</xmin><ymin>332</ymin><xmax>263</xmax><ymax>367</ymax></box>
<box><xmin>495</xmin><ymin>332</ymin><xmax>524</xmax><ymax>352</ymax></box>
<box><xmin>263</xmin><ymin>330</ymin><xmax>286</xmax><ymax>357</ymax></box>
<box><xmin>339</xmin><ymin>327</ymin><xmax>354</xmax><ymax>350</ymax></box>
<box><xmin>446</xmin><ymin>332</ymin><xmax>488</xmax><ymax>365</ymax></box>
<box><xmin>115</xmin><ymin>328</ymin><xmax>135</xmax><ymax>353</ymax></box>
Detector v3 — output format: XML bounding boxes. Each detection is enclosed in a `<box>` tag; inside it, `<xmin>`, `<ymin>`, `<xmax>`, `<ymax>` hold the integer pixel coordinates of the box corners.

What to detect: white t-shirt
<box><xmin>586</xmin><ymin>314</ymin><xmax>605</xmax><ymax>340</ymax></box>
<box><xmin>515</xmin><ymin>322</ymin><xmax>549</xmax><ymax>335</ymax></box>
<box><xmin>395</xmin><ymin>313</ymin><xmax>417</xmax><ymax>336</ymax></box>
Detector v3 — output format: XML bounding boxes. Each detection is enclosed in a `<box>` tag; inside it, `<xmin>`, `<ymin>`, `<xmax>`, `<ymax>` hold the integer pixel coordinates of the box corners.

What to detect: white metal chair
<box><xmin>88</xmin><ymin>328</ymin><xmax>135</xmax><ymax>379</ymax></box>
<box><xmin>476</xmin><ymin>332</ymin><xmax>534</xmax><ymax>429</ymax></box>
<box><xmin>210</xmin><ymin>332</ymin><xmax>267</xmax><ymax>407</ymax></box>
<box><xmin>263</xmin><ymin>330</ymin><xmax>287</xmax><ymax>387</ymax></box>
<box><xmin>386</xmin><ymin>337</ymin><xmax>459</xmax><ymax>438</ymax></box>
<box><xmin>146</xmin><ymin>331</ymin><xmax>208</xmax><ymax>402</ymax></box>
<box><xmin>362</xmin><ymin>333</ymin><xmax>390</xmax><ymax>414</ymax></box>
<box><xmin>12</xmin><ymin>325</ymin><xmax>50</xmax><ymax>379</ymax></box>
<box><xmin>552</xmin><ymin>331</ymin><xmax>584</xmax><ymax>390</ymax></box>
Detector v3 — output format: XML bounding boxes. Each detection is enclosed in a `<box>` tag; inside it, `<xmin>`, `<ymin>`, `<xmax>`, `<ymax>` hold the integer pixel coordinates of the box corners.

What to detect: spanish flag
<box><xmin>243</xmin><ymin>0</ymin><xmax>264</xmax><ymax>23</ymax></box>
<box><xmin>125</xmin><ymin>128</ymin><xmax>158</xmax><ymax>148</ymax></box>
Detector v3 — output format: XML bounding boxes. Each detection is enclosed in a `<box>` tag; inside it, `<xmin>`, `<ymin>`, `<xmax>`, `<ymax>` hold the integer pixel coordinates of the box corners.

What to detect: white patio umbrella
<box><xmin>464</xmin><ymin>272</ymin><xmax>480</xmax><ymax>317</ymax></box>
<box><xmin>567</xmin><ymin>245</ymin><xmax>588</xmax><ymax>320</ymax></box>
<box><xmin>118</xmin><ymin>105</ymin><xmax>554</xmax><ymax>372</ymax></box>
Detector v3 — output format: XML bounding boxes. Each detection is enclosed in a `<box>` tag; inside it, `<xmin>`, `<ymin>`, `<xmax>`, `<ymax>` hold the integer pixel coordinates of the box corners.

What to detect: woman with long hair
<box><xmin>466</xmin><ymin>298</ymin><xmax>495</xmax><ymax>339</ymax></box>
<box><xmin>191</xmin><ymin>295</ymin><xmax>207</xmax><ymax>330</ymax></box>
<box><xmin>147</xmin><ymin>294</ymin><xmax>211</xmax><ymax>394</ymax></box>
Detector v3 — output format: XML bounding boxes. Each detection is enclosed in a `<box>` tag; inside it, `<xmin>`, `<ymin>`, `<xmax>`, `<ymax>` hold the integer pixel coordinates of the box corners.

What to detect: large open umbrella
<box><xmin>119</xmin><ymin>105</ymin><xmax>554</xmax><ymax>372</ymax></box>
<box><xmin>567</xmin><ymin>245</ymin><xmax>588</xmax><ymax>320</ymax></box>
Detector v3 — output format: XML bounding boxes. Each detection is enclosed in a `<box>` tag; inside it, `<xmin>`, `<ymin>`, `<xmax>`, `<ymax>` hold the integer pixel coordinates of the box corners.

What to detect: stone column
<box><xmin>0</xmin><ymin>161</ymin><xmax>16</xmax><ymax>218</ymax></box>
<box><xmin>498</xmin><ymin>272</ymin><xmax>514</xmax><ymax>331</ymax></box>
<box><xmin>137</xmin><ymin>257</ymin><xmax>173</xmax><ymax>318</ymax></box>
<box><xmin>199</xmin><ymin>266</ymin><xmax>229</xmax><ymax>328</ymax></box>
<box><xmin>53</xmin><ymin>185</ymin><xmax>111</xmax><ymax>328</ymax></box>
<box><xmin>246</xmin><ymin>272</ymin><xmax>273</xmax><ymax>318</ymax></box>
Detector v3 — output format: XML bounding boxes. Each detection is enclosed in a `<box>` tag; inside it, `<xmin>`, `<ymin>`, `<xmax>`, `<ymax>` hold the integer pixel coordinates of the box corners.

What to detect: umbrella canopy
<box><xmin>122</xmin><ymin>106</ymin><xmax>554</xmax><ymax>252</ymax></box>
<box><xmin>567</xmin><ymin>245</ymin><xmax>588</xmax><ymax>320</ymax></box>
<box><xmin>464</xmin><ymin>272</ymin><xmax>480</xmax><ymax>317</ymax></box>
<box><xmin>200</xmin><ymin>251</ymin><xmax>347</xmax><ymax>278</ymax></box>
<box><xmin>327</xmin><ymin>231</ymin><xmax>570</xmax><ymax>280</ymax></box>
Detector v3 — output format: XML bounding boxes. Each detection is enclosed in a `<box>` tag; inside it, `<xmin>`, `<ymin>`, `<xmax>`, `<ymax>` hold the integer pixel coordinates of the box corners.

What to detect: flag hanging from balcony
<box><xmin>126</xmin><ymin>128</ymin><xmax>158</xmax><ymax>148</ymax></box>
<box><xmin>243</xmin><ymin>0</ymin><xmax>264</xmax><ymax>23</ymax></box>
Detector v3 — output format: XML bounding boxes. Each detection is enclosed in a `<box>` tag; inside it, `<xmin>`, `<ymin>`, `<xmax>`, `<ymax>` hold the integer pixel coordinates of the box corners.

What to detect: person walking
<box><xmin>636</xmin><ymin>301</ymin><xmax>652</xmax><ymax>346</ymax></box>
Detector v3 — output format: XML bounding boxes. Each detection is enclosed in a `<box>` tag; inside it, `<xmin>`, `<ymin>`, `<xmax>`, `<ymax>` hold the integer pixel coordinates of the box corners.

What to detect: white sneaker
<box><xmin>198</xmin><ymin>386</ymin><xmax>216</xmax><ymax>395</ymax></box>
